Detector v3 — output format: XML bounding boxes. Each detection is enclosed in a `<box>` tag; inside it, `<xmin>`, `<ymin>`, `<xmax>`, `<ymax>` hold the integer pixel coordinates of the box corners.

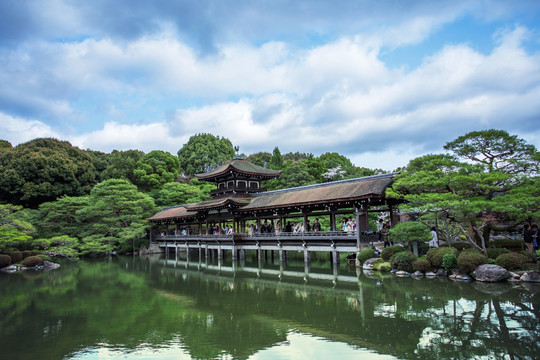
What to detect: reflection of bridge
<box><xmin>153</xmin><ymin>231</ymin><xmax>378</xmax><ymax>264</ymax></box>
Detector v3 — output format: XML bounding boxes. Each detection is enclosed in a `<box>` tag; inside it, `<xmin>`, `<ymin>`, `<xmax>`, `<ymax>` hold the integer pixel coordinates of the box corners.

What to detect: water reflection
<box><xmin>1</xmin><ymin>255</ymin><xmax>539</xmax><ymax>360</ymax></box>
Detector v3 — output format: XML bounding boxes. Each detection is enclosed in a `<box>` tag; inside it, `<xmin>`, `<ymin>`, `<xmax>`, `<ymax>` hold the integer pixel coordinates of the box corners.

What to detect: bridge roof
<box><xmin>148</xmin><ymin>205</ymin><xmax>195</xmax><ymax>222</ymax></box>
<box><xmin>185</xmin><ymin>196</ymin><xmax>251</xmax><ymax>211</ymax></box>
<box><xmin>195</xmin><ymin>159</ymin><xmax>282</xmax><ymax>181</ymax></box>
<box><xmin>238</xmin><ymin>173</ymin><xmax>395</xmax><ymax>212</ymax></box>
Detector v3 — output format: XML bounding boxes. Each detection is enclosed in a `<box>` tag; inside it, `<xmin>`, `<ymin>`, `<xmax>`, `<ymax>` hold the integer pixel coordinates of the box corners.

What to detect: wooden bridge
<box><xmin>151</xmin><ymin>231</ymin><xmax>378</xmax><ymax>264</ymax></box>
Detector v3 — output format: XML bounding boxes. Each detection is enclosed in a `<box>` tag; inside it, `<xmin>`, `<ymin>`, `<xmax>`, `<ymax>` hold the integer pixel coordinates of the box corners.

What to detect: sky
<box><xmin>1</xmin><ymin>0</ymin><xmax>540</xmax><ymax>171</ymax></box>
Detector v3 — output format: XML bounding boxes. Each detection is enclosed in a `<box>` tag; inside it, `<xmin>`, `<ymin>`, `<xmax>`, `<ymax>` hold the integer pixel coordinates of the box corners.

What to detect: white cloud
<box><xmin>0</xmin><ymin>113</ymin><xmax>61</xmax><ymax>145</ymax></box>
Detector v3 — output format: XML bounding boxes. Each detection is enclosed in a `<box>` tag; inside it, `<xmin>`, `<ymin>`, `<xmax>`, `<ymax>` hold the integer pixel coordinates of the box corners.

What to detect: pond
<box><xmin>1</xmin><ymin>255</ymin><xmax>539</xmax><ymax>360</ymax></box>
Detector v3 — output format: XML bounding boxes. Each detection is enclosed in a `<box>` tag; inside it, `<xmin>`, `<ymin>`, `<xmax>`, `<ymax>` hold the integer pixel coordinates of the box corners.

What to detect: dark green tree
<box><xmin>0</xmin><ymin>140</ymin><xmax>13</xmax><ymax>151</ymax></box>
<box><xmin>133</xmin><ymin>150</ymin><xmax>180</xmax><ymax>192</ymax></box>
<box><xmin>177</xmin><ymin>134</ymin><xmax>234</xmax><ymax>176</ymax></box>
<box><xmin>246</xmin><ymin>152</ymin><xmax>272</xmax><ymax>168</ymax></box>
<box><xmin>0</xmin><ymin>204</ymin><xmax>34</xmax><ymax>251</ymax></box>
<box><xmin>270</xmin><ymin>147</ymin><xmax>283</xmax><ymax>169</ymax></box>
<box><xmin>0</xmin><ymin>138</ymin><xmax>97</xmax><ymax>208</ymax></box>
<box><xmin>33</xmin><ymin>196</ymin><xmax>90</xmax><ymax>239</ymax></box>
<box><xmin>77</xmin><ymin>179</ymin><xmax>156</xmax><ymax>254</ymax></box>
<box><xmin>151</xmin><ymin>181</ymin><xmax>212</xmax><ymax>207</ymax></box>
<box><xmin>101</xmin><ymin>149</ymin><xmax>144</xmax><ymax>184</ymax></box>
<box><xmin>86</xmin><ymin>150</ymin><xmax>111</xmax><ymax>182</ymax></box>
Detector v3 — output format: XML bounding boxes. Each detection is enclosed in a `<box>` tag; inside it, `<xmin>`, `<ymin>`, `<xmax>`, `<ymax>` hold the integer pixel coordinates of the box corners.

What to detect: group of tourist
<box><xmin>523</xmin><ymin>223</ymin><xmax>539</xmax><ymax>253</ymax></box>
<box><xmin>246</xmin><ymin>218</ymin><xmax>325</xmax><ymax>236</ymax></box>
<box><xmin>341</xmin><ymin>217</ymin><xmax>356</xmax><ymax>232</ymax></box>
<box><xmin>376</xmin><ymin>219</ymin><xmax>394</xmax><ymax>248</ymax></box>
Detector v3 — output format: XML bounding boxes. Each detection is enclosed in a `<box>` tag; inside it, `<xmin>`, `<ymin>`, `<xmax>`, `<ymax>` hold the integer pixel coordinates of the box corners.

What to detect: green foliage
<box><xmin>21</xmin><ymin>250</ymin><xmax>39</xmax><ymax>258</ymax></box>
<box><xmin>0</xmin><ymin>140</ymin><xmax>13</xmax><ymax>150</ymax></box>
<box><xmin>267</xmin><ymin>161</ymin><xmax>316</xmax><ymax>190</ymax></box>
<box><xmin>177</xmin><ymin>134</ymin><xmax>234</xmax><ymax>176</ymax></box>
<box><xmin>22</xmin><ymin>255</ymin><xmax>43</xmax><ymax>267</ymax></box>
<box><xmin>0</xmin><ymin>254</ymin><xmax>12</xmax><ymax>267</ymax></box>
<box><xmin>390</xmin><ymin>251</ymin><xmax>417</xmax><ymax>272</ymax></box>
<box><xmin>87</xmin><ymin>150</ymin><xmax>111</xmax><ymax>182</ymax></box>
<box><xmin>33</xmin><ymin>196</ymin><xmax>89</xmax><ymax>239</ymax></box>
<box><xmin>357</xmin><ymin>248</ymin><xmax>376</xmax><ymax>264</ymax></box>
<box><xmin>373</xmin><ymin>259</ymin><xmax>391</xmax><ymax>272</ymax></box>
<box><xmin>389</xmin><ymin>221</ymin><xmax>431</xmax><ymax>243</ymax></box>
<box><xmin>77</xmin><ymin>179</ymin><xmax>156</xmax><ymax>255</ymax></box>
<box><xmin>270</xmin><ymin>147</ymin><xmax>283</xmax><ymax>169</ymax></box>
<box><xmin>413</xmin><ymin>259</ymin><xmax>430</xmax><ymax>273</ymax></box>
<box><xmin>37</xmin><ymin>254</ymin><xmax>52</xmax><ymax>261</ymax></box>
<box><xmin>0</xmin><ymin>204</ymin><xmax>35</xmax><ymax>251</ymax></box>
<box><xmin>381</xmin><ymin>245</ymin><xmax>406</xmax><ymax>261</ymax></box>
<box><xmin>489</xmin><ymin>238</ymin><xmax>524</xmax><ymax>251</ymax></box>
<box><xmin>282</xmin><ymin>151</ymin><xmax>310</xmax><ymax>163</ymax></box>
<box><xmin>457</xmin><ymin>251</ymin><xmax>488</xmax><ymax>274</ymax></box>
<box><xmin>426</xmin><ymin>247</ymin><xmax>459</xmax><ymax>269</ymax></box>
<box><xmin>495</xmin><ymin>252</ymin><xmax>529</xmax><ymax>270</ymax></box>
<box><xmin>246</xmin><ymin>152</ymin><xmax>271</xmax><ymax>168</ymax></box>
<box><xmin>0</xmin><ymin>138</ymin><xmax>97</xmax><ymax>207</ymax></box>
<box><xmin>151</xmin><ymin>181</ymin><xmax>211</xmax><ymax>207</ymax></box>
<box><xmin>442</xmin><ymin>253</ymin><xmax>457</xmax><ymax>272</ymax></box>
<box><xmin>101</xmin><ymin>149</ymin><xmax>144</xmax><ymax>183</ymax></box>
<box><xmin>486</xmin><ymin>248</ymin><xmax>510</xmax><ymax>259</ymax></box>
<box><xmin>133</xmin><ymin>150</ymin><xmax>180</xmax><ymax>191</ymax></box>
<box><xmin>519</xmin><ymin>251</ymin><xmax>537</xmax><ymax>263</ymax></box>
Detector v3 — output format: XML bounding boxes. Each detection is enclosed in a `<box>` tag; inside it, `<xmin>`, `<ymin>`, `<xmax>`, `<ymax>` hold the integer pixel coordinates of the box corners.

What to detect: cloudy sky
<box><xmin>1</xmin><ymin>0</ymin><xmax>540</xmax><ymax>170</ymax></box>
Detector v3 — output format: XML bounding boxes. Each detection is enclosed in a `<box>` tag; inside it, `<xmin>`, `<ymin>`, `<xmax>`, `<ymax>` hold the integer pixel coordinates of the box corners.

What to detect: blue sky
<box><xmin>1</xmin><ymin>0</ymin><xmax>540</xmax><ymax>170</ymax></box>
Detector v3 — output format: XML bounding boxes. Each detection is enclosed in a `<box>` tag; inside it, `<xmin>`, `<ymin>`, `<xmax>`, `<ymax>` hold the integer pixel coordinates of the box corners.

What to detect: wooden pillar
<box><xmin>330</xmin><ymin>211</ymin><xmax>336</xmax><ymax>231</ymax></box>
<box><xmin>389</xmin><ymin>205</ymin><xmax>400</xmax><ymax>227</ymax></box>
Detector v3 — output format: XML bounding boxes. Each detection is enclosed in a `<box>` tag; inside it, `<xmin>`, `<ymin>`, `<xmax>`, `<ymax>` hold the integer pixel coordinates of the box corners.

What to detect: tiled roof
<box><xmin>148</xmin><ymin>205</ymin><xmax>195</xmax><ymax>221</ymax></box>
<box><xmin>238</xmin><ymin>173</ymin><xmax>395</xmax><ymax>212</ymax></box>
<box><xmin>195</xmin><ymin>159</ymin><xmax>282</xmax><ymax>180</ymax></box>
<box><xmin>185</xmin><ymin>196</ymin><xmax>251</xmax><ymax>211</ymax></box>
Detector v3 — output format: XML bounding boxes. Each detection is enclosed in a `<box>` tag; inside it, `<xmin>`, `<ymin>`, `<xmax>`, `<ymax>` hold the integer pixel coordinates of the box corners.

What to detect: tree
<box><xmin>0</xmin><ymin>204</ymin><xmax>34</xmax><ymax>251</ymax></box>
<box><xmin>151</xmin><ymin>181</ymin><xmax>212</xmax><ymax>207</ymax></box>
<box><xmin>247</xmin><ymin>152</ymin><xmax>272</xmax><ymax>168</ymax></box>
<box><xmin>33</xmin><ymin>196</ymin><xmax>90</xmax><ymax>239</ymax></box>
<box><xmin>101</xmin><ymin>149</ymin><xmax>144</xmax><ymax>184</ymax></box>
<box><xmin>268</xmin><ymin>161</ymin><xmax>315</xmax><ymax>190</ymax></box>
<box><xmin>177</xmin><ymin>134</ymin><xmax>235</xmax><ymax>176</ymax></box>
<box><xmin>282</xmin><ymin>151</ymin><xmax>310</xmax><ymax>163</ymax></box>
<box><xmin>86</xmin><ymin>150</ymin><xmax>111</xmax><ymax>182</ymax></box>
<box><xmin>0</xmin><ymin>140</ymin><xmax>13</xmax><ymax>151</ymax></box>
<box><xmin>133</xmin><ymin>150</ymin><xmax>180</xmax><ymax>191</ymax></box>
<box><xmin>270</xmin><ymin>147</ymin><xmax>283</xmax><ymax>169</ymax></box>
<box><xmin>76</xmin><ymin>179</ymin><xmax>156</xmax><ymax>255</ymax></box>
<box><xmin>388</xmin><ymin>130</ymin><xmax>540</xmax><ymax>253</ymax></box>
<box><xmin>0</xmin><ymin>138</ymin><xmax>97</xmax><ymax>208</ymax></box>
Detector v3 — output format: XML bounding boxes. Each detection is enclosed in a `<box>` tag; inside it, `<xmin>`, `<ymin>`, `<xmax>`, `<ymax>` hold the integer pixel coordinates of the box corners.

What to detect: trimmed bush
<box><xmin>426</xmin><ymin>247</ymin><xmax>459</xmax><ymax>269</ymax></box>
<box><xmin>487</xmin><ymin>248</ymin><xmax>510</xmax><ymax>259</ymax></box>
<box><xmin>495</xmin><ymin>252</ymin><xmax>529</xmax><ymax>270</ymax></box>
<box><xmin>457</xmin><ymin>251</ymin><xmax>488</xmax><ymax>274</ymax></box>
<box><xmin>381</xmin><ymin>245</ymin><xmax>406</xmax><ymax>261</ymax></box>
<box><xmin>22</xmin><ymin>256</ymin><xmax>43</xmax><ymax>267</ymax></box>
<box><xmin>442</xmin><ymin>253</ymin><xmax>457</xmax><ymax>272</ymax></box>
<box><xmin>37</xmin><ymin>254</ymin><xmax>52</xmax><ymax>262</ymax></box>
<box><xmin>449</xmin><ymin>241</ymin><xmax>471</xmax><ymax>251</ymax></box>
<box><xmin>21</xmin><ymin>250</ymin><xmax>39</xmax><ymax>259</ymax></box>
<box><xmin>390</xmin><ymin>251</ymin><xmax>417</xmax><ymax>272</ymax></box>
<box><xmin>373</xmin><ymin>259</ymin><xmax>391</xmax><ymax>272</ymax></box>
<box><xmin>0</xmin><ymin>254</ymin><xmax>12</xmax><ymax>268</ymax></box>
<box><xmin>357</xmin><ymin>248</ymin><xmax>376</xmax><ymax>264</ymax></box>
<box><xmin>413</xmin><ymin>259</ymin><xmax>430</xmax><ymax>273</ymax></box>
<box><xmin>9</xmin><ymin>251</ymin><xmax>23</xmax><ymax>264</ymax></box>
<box><xmin>418</xmin><ymin>242</ymin><xmax>430</xmax><ymax>255</ymax></box>
<box><xmin>520</xmin><ymin>251</ymin><xmax>537</xmax><ymax>263</ymax></box>
<box><xmin>490</xmin><ymin>238</ymin><xmax>523</xmax><ymax>251</ymax></box>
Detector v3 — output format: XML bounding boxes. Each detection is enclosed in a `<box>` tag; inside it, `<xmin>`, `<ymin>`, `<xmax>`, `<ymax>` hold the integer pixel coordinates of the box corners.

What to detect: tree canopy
<box><xmin>133</xmin><ymin>150</ymin><xmax>180</xmax><ymax>191</ymax></box>
<box><xmin>177</xmin><ymin>134</ymin><xmax>234</xmax><ymax>176</ymax></box>
<box><xmin>0</xmin><ymin>138</ymin><xmax>97</xmax><ymax>208</ymax></box>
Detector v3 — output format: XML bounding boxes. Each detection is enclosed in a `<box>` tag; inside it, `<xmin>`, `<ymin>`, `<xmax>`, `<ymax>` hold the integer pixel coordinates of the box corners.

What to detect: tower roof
<box><xmin>195</xmin><ymin>159</ymin><xmax>282</xmax><ymax>181</ymax></box>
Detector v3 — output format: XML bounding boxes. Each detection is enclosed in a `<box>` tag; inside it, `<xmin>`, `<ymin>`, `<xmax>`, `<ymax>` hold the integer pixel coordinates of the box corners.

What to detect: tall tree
<box><xmin>270</xmin><ymin>147</ymin><xmax>283</xmax><ymax>169</ymax></box>
<box><xmin>246</xmin><ymin>152</ymin><xmax>272</xmax><ymax>168</ymax></box>
<box><xmin>133</xmin><ymin>150</ymin><xmax>180</xmax><ymax>192</ymax></box>
<box><xmin>177</xmin><ymin>134</ymin><xmax>234</xmax><ymax>176</ymax></box>
<box><xmin>0</xmin><ymin>138</ymin><xmax>96</xmax><ymax>208</ymax></box>
<box><xmin>101</xmin><ymin>149</ymin><xmax>144</xmax><ymax>183</ymax></box>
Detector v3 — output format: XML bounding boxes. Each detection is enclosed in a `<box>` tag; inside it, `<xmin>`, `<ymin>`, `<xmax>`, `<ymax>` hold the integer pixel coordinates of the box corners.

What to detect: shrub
<box><xmin>442</xmin><ymin>253</ymin><xmax>457</xmax><ymax>272</ymax></box>
<box><xmin>457</xmin><ymin>251</ymin><xmax>488</xmax><ymax>274</ymax></box>
<box><xmin>449</xmin><ymin>241</ymin><xmax>471</xmax><ymax>251</ymax></box>
<box><xmin>37</xmin><ymin>254</ymin><xmax>52</xmax><ymax>262</ymax></box>
<box><xmin>9</xmin><ymin>251</ymin><xmax>23</xmax><ymax>264</ymax></box>
<box><xmin>381</xmin><ymin>245</ymin><xmax>406</xmax><ymax>261</ymax></box>
<box><xmin>0</xmin><ymin>254</ymin><xmax>12</xmax><ymax>268</ymax></box>
<box><xmin>390</xmin><ymin>251</ymin><xmax>417</xmax><ymax>272</ymax></box>
<box><xmin>490</xmin><ymin>238</ymin><xmax>523</xmax><ymax>251</ymax></box>
<box><xmin>426</xmin><ymin>247</ymin><xmax>459</xmax><ymax>269</ymax></box>
<box><xmin>519</xmin><ymin>251</ymin><xmax>537</xmax><ymax>263</ymax></box>
<box><xmin>22</xmin><ymin>256</ymin><xmax>44</xmax><ymax>267</ymax></box>
<box><xmin>495</xmin><ymin>252</ymin><xmax>529</xmax><ymax>270</ymax></box>
<box><xmin>413</xmin><ymin>259</ymin><xmax>430</xmax><ymax>273</ymax></box>
<box><xmin>418</xmin><ymin>242</ymin><xmax>430</xmax><ymax>255</ymax></box>
<box><xmin>357</xmin><ymin>249</ymin><xmax>376</xmax><ymax>264</ymax></box>
<box><xmin>487</xmin><ymin>248</ymin><xmax>510</xmax><ymax>259</ymax></box>
<box><xmin>21</xmin><ymin>250</ymin><xmax>39</xmax><ymax>259</ymax></box>
<box><xmin>373</xmin><ymin>259</ymin><xmax>391</xmax><ymax>272</ymax></box>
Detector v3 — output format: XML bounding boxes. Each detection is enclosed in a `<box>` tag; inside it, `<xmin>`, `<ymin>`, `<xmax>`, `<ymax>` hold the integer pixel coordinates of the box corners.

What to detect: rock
<box><xmin>449</xmin><ymin>274</ymin><xmax>457</xmax><ymax>280</ymax></box>
<box><xmin>139</xmin><ymin>245</ymin><xmax>150</xmax><ymax>256</ymax></box>
<box><xmin>0</xmin><ymin>265</ymin><xmax>18</xmax><ymax>273</ymax></box>
<box><xmin>42</xmin><ymin>261</ymin><xmax>60</xmax><ymax>271</ymax></box>
<box><xmin>412</xmin><ymin>271</ymin><xmax>424</xmax><ymax>278</ymax></box>
<box><xmin>472</xmin><ymin>264</ymin><xmax>510</xmax><ymax>282</ymax></box>
<box><xmin>390</xmin><ymin>269</ymin><xmax>398</xmax><ymax>274</ymax></box>
<box><xmin>395</xmin><ymin>271</ymin><xmax>411</xmax><ymax>277</ymax></box>
<box><xmin>362</xmin><ymin>258</ymin><xmax>379</xmax><ymax>270</ymax></box>
<box><xmin>425</xmin><ymin>271</ymin><xmax>437</xmax><ymax>278</ymax></box>
<box><xmin>455</xmin><ymin>274</ymin><xmax>472</xmax><ymax>281</ymax></box>
<box><xmin>520</xmin><ymin>271</ymin><xmax>540</xmax><ymax>283</ymax></box>
<box><xmin>436</xmin><ymin>269</ymin><xmax>446</xmax><ymax>277</ymax></box>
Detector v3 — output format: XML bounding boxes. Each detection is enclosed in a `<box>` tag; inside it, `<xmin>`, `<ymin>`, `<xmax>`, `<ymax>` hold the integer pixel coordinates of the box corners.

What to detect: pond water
<box><xmin>1</xmin><ymin>254</ymin><xmax>539</xmax><ymax>360</ymax></box>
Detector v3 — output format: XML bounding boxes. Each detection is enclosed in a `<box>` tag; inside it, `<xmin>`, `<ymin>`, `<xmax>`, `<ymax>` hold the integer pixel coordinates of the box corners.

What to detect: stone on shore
<box><xmin>362</xmin><ymin>258</ymin><xmax>379</xmax><ymax>270</ymax></box>
<box><xmin>520</xmin><ymin>271</ymin><xmax>540</xmax><ymax>283</ymax></box>
<box><xmin>472</xmin><ymin>264</ymin><xmax>510</xmax><ymax>282</ymax></box>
